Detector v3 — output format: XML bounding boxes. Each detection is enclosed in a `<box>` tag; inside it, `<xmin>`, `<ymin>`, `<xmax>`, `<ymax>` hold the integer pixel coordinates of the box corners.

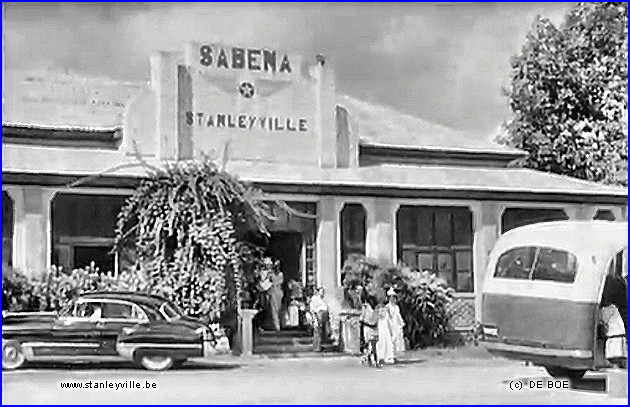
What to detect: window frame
<box><xmin>340</xmin><ymin>203</ymin><xmax>367</xmax><ymax>280</ymax></box>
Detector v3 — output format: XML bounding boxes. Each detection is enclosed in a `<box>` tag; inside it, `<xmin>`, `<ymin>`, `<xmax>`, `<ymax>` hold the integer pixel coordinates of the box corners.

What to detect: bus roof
<box><xmin>495</xmin><ymin>220</ymin><xmax>627</xmax><ymax>259</ymax></box>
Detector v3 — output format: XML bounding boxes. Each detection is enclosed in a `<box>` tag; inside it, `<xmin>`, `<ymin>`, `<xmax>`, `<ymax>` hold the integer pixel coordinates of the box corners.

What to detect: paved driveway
<box><xmin>2</xmin><ymin>354</ymin><xmax>627</xmax><ymax>404</ymax></box>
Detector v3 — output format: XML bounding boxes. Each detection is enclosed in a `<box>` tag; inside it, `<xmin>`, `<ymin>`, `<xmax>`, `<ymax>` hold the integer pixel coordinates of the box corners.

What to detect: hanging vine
<box><xmin>113</xmin><ymin>156</ymin><xmax>272</xmax><ymax>322</ymax></box>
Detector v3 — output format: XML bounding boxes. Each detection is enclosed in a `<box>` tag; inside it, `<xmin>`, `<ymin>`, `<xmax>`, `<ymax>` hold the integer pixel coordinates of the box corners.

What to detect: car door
<box><xmin>49</xmin><ymin>300</ymin><xmax>103</xmax><ymax>358</ymax></box>
<box><xmin>98</xmin><ymin>300</ymin><xmax>149</xmax><ymax>355</ymax></box>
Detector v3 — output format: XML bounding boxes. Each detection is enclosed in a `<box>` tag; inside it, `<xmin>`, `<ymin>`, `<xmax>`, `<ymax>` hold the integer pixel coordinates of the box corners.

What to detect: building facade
<box><xmin>2</xmin><ymin>42</ymin><xmax>627</xmax><ymax>328</ymax></box>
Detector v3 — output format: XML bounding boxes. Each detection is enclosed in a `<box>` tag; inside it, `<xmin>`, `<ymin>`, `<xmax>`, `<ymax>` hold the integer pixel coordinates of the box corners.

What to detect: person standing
<box><xmin>386</xmin><ymin>288</ymin><xmax>406</xmax><ymax>361</ymax></box>
<box><xmin>360</xmin><ymin>296</ymin><xmax>380</xmax><ymax>367</ymax></box>
<box><xmin>376</xmin><ymin>300</ymin><xmax>395</xmax><ymax>365</ymax></box>
<box><xmin>309</xmin><ymin>287</ymin><xmax>332</xmax><ymax>350</ymax></box>
<box><xmin>268</xmin><ymin>262</ymin><xmax>284</xmax><ymax>331</ymax></box>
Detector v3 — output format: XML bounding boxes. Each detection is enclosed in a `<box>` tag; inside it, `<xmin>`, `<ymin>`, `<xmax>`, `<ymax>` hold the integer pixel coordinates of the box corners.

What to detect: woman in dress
<box><xmin>268</xmin><ymin>262</ymin><xmax>284</xmax><ymax>331</ymax></box>
<box><xmin>376</xmin><ymin>299</ymin><xmax>395</xmax><ymax>365</ymax></box>
<box><xmin>386</xmin><ymin>288</ymin><xmax>406</xmax><ymax>361</ymax></box>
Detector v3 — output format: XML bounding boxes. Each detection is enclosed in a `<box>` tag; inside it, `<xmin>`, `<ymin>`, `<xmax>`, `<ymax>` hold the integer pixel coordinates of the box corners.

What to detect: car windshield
<box><xmin>160</xmin><ymin>303</ymin><xmax>181</xmax><ymax>320</ymax></box>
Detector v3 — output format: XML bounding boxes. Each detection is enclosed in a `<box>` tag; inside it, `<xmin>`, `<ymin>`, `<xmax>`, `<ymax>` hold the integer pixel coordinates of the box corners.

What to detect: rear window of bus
<box><xmin>494</xmin><ymin>246</ymin><xmax>578</xmax><ymax>283</ymax></box>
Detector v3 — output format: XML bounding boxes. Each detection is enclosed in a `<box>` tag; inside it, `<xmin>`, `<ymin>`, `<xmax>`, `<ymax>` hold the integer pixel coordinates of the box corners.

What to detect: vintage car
<box><xmin>481</xmin><ymin>220</ymin><xmax>627</xmax><ymax>380</ymax></box>
<box><xmin>2</xmin><ymin>292</ymin><xmax>216</xmax><ymax>371</ymax></box>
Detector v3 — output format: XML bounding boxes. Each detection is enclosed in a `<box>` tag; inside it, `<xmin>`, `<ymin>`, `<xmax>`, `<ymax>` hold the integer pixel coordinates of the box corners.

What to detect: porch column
<box><xmin>365</xmin><ymin>198</ymin><xmax>397</xmax><ymax>264</ymax></box>
<box><xmin>316</xmin><ymin>197</ymin><xmax>344</xmax><ymax>330</ymax></box>
<box><xmin>471</xmin><ymin>202</ymin><xmax>501</xmax><ymax>322</ymax></box>
<box><xmin>10</xmin><ymin>187</ymin><xmax>56</xmax><ymax>277</ymax></box>
<box><xmin>564</xmin><ymin>205</ymin><xmax>598</xmax><ymax>221</ymax></box>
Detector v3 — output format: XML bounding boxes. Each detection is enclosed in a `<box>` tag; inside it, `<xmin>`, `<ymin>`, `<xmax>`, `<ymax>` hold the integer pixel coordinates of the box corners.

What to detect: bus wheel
<box><xmin>544</xmin><ymin>366</ymin><xmax>586</xmax><ymax>381</ymax></box>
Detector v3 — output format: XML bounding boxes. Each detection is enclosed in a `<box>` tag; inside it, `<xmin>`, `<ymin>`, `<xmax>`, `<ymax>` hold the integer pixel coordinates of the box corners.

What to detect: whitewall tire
<box><xmin>139</xmin><ymin>355</ymin><xmax>174</xmax><ymax>371</ymax></box>
<box><xmin>2</xmin><ymin>340</ymin><xmax>26</xmax><ymax>370</ymax></box>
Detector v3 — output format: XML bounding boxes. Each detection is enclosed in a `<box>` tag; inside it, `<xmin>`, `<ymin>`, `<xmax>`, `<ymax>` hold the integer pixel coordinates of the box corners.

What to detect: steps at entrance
<box><xmin>255</xmin><ymin>343</ymin><xmax>314</xmax><ymax>354</ymax></box>
<box><xmin>254</xmin><ymin>328</ymin><xmax>339</xmax><ymax>355</ymax></box>
<box><xmin>258</xmin><ymin>329</ymin><xmax>312</xmax><ymax>338</ymax></box>
<box><xmin>256</xmin><ymin>335</ymin><xmax>314</xmax><ymax>346</ymax></box>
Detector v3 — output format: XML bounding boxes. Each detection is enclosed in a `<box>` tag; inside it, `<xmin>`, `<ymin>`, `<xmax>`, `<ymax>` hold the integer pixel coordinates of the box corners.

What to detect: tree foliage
<box><xmin>114</xmin><ymin>157</ymin><xmax>271</xmax><ymax>322</ymax></box>
<box><xmin>502</xmin><ymin>2</ymin><xmax>628</xmax><ymax>186</ymax></box>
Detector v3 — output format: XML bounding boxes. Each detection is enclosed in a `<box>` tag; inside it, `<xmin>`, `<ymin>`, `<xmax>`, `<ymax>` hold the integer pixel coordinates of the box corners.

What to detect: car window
<box><xmin>531</xmin><ymin>248</ymin><xmax>578</xmax><ymax>283</ymax></box>
<box><xmin>74</xmin><ymin>301</ymin><xmax>103</xmax><ymax>320</ymax></box>
<box><xmin>140</xmin><ymin>304</ymin><xmax>162</xmax><ymax>321</ymax></box>
<box><xmin>494</xmin><ymin>247</ymin><xmax>536</xmax><ymax>279</ymax></box>
<box><xmin>160</xmin><ymin>303</ymin><xmax>181</xmax><ymax>320</ymax></box>
<box><xmin>101</xmin><ymin>302</ymin><xmax>133</xmax><ymax>319</ymax></box>
<box><xmin>101</xmin><ymin>302</ymin><xmax>145</xmax><ymax>320</ymax></box>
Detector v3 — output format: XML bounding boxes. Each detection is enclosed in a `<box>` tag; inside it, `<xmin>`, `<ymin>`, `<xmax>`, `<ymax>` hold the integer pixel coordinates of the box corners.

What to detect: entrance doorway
<box><xmin>256</xmin><ymin>231</ymin><xmax>305</xmax><ymax>332</ymax></box>
<box><xmin>266</xmin><ymin>232</ymin><xmax>303</xmax><ymax>287</ymax></box>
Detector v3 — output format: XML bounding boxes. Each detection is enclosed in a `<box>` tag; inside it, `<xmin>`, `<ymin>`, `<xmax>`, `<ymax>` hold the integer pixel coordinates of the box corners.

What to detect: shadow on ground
<box><xmin>393</xmin><ymin>358</ymin><xmax>428</xmax><ymax>366</ymax></box>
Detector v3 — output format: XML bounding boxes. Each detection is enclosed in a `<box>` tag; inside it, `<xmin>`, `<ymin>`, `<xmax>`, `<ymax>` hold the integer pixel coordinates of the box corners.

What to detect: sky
<box><xmin>3</xmin><ymin>2</ymin><xmax>573</xmax><ymax>135</ymax></box>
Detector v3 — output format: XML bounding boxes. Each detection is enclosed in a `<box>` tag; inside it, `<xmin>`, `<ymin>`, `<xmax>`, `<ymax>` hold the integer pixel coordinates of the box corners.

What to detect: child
<box><xmin>360</xmin><ymin>296</ymin><xmax>380</xmax><ymax>367</ymax></box>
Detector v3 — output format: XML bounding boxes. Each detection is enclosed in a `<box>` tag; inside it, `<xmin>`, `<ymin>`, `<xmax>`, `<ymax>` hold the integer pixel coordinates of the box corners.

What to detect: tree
<box><xmin>502</xmin><ymin>2</ymin><xmax>628</xmax><ymax>186</ymax></box>
<box><xmin>114</xmin><ymin>156</ymin><xmax>271</xmax><ymax>323</ymax></box>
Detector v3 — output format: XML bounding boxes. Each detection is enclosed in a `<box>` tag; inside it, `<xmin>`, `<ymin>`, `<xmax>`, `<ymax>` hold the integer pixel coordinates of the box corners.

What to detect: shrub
<box><xmin>397</xmin><ymin>267</ymin><xmax>455</xmax><ymax>348</ymax></box>
<box><xmin>2</xmin><ymin>267</ymin><xmax>37</xmax><ymax>311</ymax></box>
<box><xmin>341</xmin><ymin>254</ymin><xmax>455</xmax><ymax>349</ymax></box>
<box><xmin>2</xmin><ymin>266</ymin><xmax>150</xmax><ymax>314</ymax></box>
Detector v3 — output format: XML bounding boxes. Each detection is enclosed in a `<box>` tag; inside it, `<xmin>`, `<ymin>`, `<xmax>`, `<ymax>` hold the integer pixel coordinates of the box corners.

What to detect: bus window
<box><xmin>494</xmin><ymin>247</ymin><xmax>536</xmax><ymax>279</ymax></box>
<box><xmin>531</xmin><ymin>248</ymin><xmax>578</xmax><ymax>283</ymax></box>
<box><xmin>495</xmin><ymin>246</ymin><xmax>578</xmax><ymax>283</ymax></box>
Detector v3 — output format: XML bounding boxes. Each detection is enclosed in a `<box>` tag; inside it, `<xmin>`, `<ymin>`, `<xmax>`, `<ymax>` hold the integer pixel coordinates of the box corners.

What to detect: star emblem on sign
<box><xmin>238</xmin><ymin>82</ymin><xmax>255</xmax><ymax>98</ymax></box>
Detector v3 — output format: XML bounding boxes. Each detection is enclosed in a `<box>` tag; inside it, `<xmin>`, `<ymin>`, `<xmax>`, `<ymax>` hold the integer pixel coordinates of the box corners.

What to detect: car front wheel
<box><xmin>2</xmin><ymin>340</ymin><xmax>26</xmax><ymax>370</ymax></box>
<box><xmin>139</xmin><ymin>355</ymin><xmax>174</xmax><ymax>371</ymax></box>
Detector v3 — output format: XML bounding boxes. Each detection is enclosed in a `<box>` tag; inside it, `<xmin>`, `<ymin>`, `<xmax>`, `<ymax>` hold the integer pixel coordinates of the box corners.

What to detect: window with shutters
<box><xmin>396</xmin><ymin>206</ymin><xmax>473</xmax><ymax>292</ymax></box>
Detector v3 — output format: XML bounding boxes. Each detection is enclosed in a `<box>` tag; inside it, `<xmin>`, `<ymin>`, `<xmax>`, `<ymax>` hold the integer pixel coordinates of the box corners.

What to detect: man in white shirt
<box><xmin>309</xmin><ymin>287</ymin><xmax>331</xmax><ymax>349</ymax></box>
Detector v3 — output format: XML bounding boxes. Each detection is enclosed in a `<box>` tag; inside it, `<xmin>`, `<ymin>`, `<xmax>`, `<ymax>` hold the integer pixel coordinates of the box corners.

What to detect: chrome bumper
<box><xmin>485</xmin><ymin>341</ymin><xmax>593</xmax><ymax>358</ymax></box>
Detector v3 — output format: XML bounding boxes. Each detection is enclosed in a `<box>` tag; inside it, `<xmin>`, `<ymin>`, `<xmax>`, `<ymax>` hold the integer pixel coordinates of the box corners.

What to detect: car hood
<box><xmin>167</xmin><ymin>317</ymin><xmax>207</xmax><ymax>330</ymax></box>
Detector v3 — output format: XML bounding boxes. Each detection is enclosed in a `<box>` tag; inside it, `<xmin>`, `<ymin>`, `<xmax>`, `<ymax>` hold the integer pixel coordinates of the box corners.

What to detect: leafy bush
<box><xmin>341</xmin><ymin>254</ymin><xmax>455</xmax><ymax>348</ymax></box>
<box><xmin>2</xmin><ymin>267</ymin><xmax>37</xmax><ymax>311</ymax></box>
<box><xmin>2</xmin><ymin>266</ymin><xmax>150</xmax><ymax>314</ymax></box>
